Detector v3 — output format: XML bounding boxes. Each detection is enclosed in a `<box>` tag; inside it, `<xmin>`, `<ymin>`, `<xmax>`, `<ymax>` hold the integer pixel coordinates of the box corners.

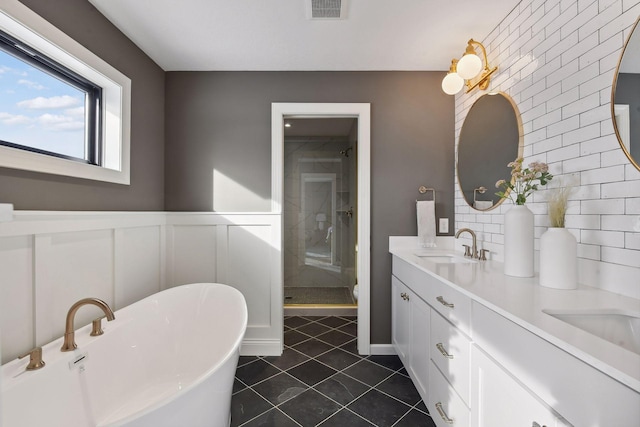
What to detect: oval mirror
<box><xmin>457</xmin><ymin>93</ymin><xmax>523</xmax><ymax>211</ymax></box>
<box><xmin>612</xmin><ymin>16</ymin><xmax>640</xmax><ymax>171</ymax></box>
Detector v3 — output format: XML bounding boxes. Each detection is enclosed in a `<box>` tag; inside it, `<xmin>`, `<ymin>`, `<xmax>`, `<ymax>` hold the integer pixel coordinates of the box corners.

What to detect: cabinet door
<box><xmin>472</xmin><ymin>345</ymin><xmax>560</xmax><ymax>427</ymax></box>
<box><xmin>391</xmin><ymin>276</ymin><xmax>410</xmax><ymax>365</ymax></box>
<box><xmin>409</xmin><ymin>293</ymin><xmax>430</xmax><ymax>401</ymax></box>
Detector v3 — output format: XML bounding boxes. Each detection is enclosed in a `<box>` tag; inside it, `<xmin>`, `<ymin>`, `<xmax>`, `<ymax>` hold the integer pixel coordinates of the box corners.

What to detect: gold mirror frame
<box><xmin>611</xmin><ymin>16</ymin><xmax>640</xmax><ymax>171</ymax></box>
<box><xmin>456</xmin><ymin>92</ymin><xmax>524</xmax><ymax>211</ymax></box>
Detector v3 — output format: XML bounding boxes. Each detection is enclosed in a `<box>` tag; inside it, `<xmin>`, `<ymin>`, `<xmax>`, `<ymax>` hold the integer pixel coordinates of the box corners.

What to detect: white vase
<box><xmin>539</xmin><ymin>227</ymin><xmax>578</xmax><ymax>289</ymax></box>
<box><xmin>504</xmin><ymin>205</ymin><xmax>534</xmax><ymax>277</ymax></box>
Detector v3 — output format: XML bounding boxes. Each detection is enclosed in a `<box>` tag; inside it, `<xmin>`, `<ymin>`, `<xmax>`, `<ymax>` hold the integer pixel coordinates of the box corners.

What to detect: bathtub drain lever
<box><xmin>68</xmin><ymin>352</ymin><xmax>89</xmax><ymax>370</ymax></box>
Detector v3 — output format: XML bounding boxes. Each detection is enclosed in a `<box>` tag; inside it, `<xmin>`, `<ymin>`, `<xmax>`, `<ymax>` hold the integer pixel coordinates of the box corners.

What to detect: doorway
<box><xmin>272</xmin><ymin>103</ymin><xmax>371</xmax><ymax>355</ymax></box>
<box><xmin>283</xmin><ymin>118</ymin><xmax>357</xmax><ymax>310</ymax></box>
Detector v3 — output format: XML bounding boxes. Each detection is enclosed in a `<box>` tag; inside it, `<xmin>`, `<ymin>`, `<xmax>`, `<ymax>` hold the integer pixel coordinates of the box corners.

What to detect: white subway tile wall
<box><xmin>454</xmin><ymin>0</ymin><xmax>640</xmax><ymax>297</ymax></box>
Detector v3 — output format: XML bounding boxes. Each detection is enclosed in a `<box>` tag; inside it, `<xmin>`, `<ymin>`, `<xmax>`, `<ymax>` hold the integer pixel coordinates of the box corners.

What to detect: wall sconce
<box><xmin>441</xmin><ymin>39</ymin><xmax>498</xmax><ymax>95</ymax></box>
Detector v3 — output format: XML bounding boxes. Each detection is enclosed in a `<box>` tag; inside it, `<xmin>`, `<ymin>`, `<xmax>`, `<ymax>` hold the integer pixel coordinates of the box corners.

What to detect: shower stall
<box><xmin>283</xmin><ymin>118</ymin><xmax>357</xmax><ymax>310</ymax></box>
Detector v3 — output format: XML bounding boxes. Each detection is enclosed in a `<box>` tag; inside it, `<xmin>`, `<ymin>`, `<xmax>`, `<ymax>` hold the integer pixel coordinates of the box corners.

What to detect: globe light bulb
<box><xmin>457</xmin><ymin>53</ymin><xmax>483</xmax><ymax>79</ymax></box>
<box><xmin>442</xmin><ymin>72</ymin><xmax>464</xmax><ymax>95</ymax></box>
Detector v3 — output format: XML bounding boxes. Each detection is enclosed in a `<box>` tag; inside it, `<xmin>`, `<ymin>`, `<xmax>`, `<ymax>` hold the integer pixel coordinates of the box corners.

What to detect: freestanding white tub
<box><xmin>1</xmin><ymin>283</ymin><xmax>247</xmax><ymax>427</ymax></box>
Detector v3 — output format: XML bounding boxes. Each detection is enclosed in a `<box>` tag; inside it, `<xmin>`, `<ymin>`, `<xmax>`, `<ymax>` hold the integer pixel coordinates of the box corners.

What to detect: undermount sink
<box><xmin>413</xmin><ymin>253</ymin><xmax>476</xmax><ymax>264</ymax></box>
<box><xmin>543</xmin><ymin>308</ymin><xmax>640</xmax><ymax>356</ymax></box>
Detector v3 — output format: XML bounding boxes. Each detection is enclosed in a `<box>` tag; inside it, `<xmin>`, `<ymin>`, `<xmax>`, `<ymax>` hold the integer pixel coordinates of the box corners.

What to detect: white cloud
<box><xmin>17</xmin><ymin>95</ymin><xmax>81</xmax><ymax>110</ymax></box>
<box><xmin>37</xmin><ymin>113</ymin><xmax>84</xmax><ymax>131</ymax></box>
<box><xmin>18</xmin><ymin>79</ymin><xmax>45</xmax><ymax>90</ymax></box>
<box><xmin>64</xmin><ymin>106</ymin><xmax>85</xmax><ymax>117</ymax></box>
<box><xmin>0</xmin><ymin>112</ymin><xmax>32</xmax><ymax>126</ymax></box>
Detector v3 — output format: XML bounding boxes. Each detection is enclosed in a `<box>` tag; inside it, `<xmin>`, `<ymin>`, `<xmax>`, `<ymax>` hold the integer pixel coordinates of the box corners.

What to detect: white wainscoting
<box><xmin>165</xmin><ymin>213</ymin><xmax>282</xmax><ymax>356</ymax></box>
<box><xmin>0</xmin><ymin>211</ymin><xmax>282</xmax><ymax>364</ymax></box>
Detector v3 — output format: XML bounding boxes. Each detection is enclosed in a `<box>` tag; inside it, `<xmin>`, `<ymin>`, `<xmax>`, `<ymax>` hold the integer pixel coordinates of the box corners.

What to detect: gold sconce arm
<box><xmin>464</xmin><ymin>39</ymin><xmax>498</xmax><ymax>92</ymax></box>
<box><xmin>442</xmin><ymin>38</ymin><xmax>498</xmax><ymax>95</ymax></box>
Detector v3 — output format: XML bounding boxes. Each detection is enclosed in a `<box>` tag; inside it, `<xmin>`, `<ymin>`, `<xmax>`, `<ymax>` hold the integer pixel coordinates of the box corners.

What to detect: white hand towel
<box><xmin>474</xmin><ymin>200</ymin><xmax>494</xmax><ymax>210</ymax></box>
<box><xmin>417</xmin><ymin>200</ymin><xmax>436</xmax><ymax>248</ymax></box>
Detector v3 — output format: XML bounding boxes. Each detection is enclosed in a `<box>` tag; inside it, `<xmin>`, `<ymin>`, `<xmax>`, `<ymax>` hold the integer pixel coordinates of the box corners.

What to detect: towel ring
<box><xmin>473</xmin><ymin>186</ymin><xmax>487</xmax><ymax>203</ymax></box>
<box><xmin>417</xmin><ymin>186</ymin><xmax>436</xmax><ymax>204</ymax></box>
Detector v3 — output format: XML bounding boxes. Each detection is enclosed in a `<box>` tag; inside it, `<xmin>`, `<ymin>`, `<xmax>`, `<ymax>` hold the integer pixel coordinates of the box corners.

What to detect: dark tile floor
<box><xmin>231</xmin><ymin>316</ymin><xmax>437</xmax><ymax>427</ymax></box>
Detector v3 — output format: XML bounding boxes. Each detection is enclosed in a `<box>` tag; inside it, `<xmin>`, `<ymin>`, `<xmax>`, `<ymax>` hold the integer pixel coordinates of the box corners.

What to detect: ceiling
<box><xmin>88</xmin><ymin>0</ymin><xmax>521</xmax><ymax>72</ymax></box>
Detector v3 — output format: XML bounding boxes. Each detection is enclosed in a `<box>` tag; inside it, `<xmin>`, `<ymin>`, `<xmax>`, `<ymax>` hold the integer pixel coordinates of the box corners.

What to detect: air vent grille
<box><xmin>309</xmin><ymin>0</ymin><xmax>346</xmax><ymax>19</ymax></box>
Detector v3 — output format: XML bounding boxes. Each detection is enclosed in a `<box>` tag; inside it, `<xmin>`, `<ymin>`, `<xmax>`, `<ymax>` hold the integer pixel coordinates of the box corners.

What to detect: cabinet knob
<box><xmin>532</xmin><ymin>423</ymin><xmax>547</xmax><ymax>427</ymax></box>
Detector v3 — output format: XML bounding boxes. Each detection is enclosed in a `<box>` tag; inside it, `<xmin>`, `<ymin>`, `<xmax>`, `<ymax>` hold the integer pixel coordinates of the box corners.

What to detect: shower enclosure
<box><xmin>283</xmin><ymin>118</ymin><xmax>357</xmax><ymax>308</ymax></box>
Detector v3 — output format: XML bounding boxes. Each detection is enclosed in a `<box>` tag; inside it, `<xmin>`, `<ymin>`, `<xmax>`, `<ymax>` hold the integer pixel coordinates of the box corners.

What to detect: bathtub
<box><xmin>1</xmin><ymin>283</ymin><xmax>247</xmax><ymax>427</ymax></box>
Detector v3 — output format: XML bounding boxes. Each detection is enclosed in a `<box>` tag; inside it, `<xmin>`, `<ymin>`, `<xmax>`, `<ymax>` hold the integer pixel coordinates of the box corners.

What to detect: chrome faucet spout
<box><xmin>455</xmin><ymin>228</ymin><xmax>478</xmax><ymax>259</ymax></box>
<box><xmin>61</xmin><ymin>298</ymin><xmax>115</xmax><ymax>352</ymax></box>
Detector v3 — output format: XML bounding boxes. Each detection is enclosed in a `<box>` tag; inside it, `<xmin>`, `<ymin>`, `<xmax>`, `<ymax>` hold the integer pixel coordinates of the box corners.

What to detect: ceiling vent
<box><xmin>307</xmin><ymin>0</ymin><xmax>348</xmax><ymax>20</ymax></box>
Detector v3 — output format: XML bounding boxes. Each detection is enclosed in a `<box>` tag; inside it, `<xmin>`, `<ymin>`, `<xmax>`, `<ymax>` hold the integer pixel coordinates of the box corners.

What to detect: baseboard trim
<box><xmin>370</xmin><ymin>344</ymin><xmax>396</xmax><ymax>355</ymax></box>
<box><xmin>240</xmin><ymin>339</ymin><xmax>282</xmax><ymax>357</ymax></box>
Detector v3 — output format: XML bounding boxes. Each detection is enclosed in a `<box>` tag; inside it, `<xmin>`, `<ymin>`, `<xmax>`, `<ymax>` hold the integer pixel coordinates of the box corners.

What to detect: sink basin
<box><xmin>543</xmin><ymin>308</ymin><xmax>640</xmax><ymax>356</ymax></box>
<box><xmin>413</xmin><ymin>253</ymin><xmax>475</xmax><ymax>264</ymax></box>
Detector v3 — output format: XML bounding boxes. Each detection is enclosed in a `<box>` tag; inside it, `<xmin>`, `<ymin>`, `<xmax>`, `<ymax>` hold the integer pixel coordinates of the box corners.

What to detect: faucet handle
<box><xmin>479</xmin><ymin>249</ymin><xmax>490</xmax><ymax>261</ymax></box>
<box><xmin>18</xmin><ymin>347</ymin><xmax>45</xmax><ymax>371</ymax></box>
<box><xmin>462</xmin><ymin>244</ymin><xmax>472</xmax><ymax>257</ymax></box>
<box><xmin>90</xmin><ymin>317</ymin><xmax>105</xmax><ymax>336</ymax></box>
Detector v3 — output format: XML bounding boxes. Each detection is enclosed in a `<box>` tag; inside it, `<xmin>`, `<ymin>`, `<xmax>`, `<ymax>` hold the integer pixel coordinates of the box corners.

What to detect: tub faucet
<box><xmin>455</xmin><ymin>228</ymin><xmax>478</xmax><ymax>259</ymax></box>
<box><xmin>61</xmin><ymin>298</ymin><xmax>115</xmax><ymax>352</ymax></box>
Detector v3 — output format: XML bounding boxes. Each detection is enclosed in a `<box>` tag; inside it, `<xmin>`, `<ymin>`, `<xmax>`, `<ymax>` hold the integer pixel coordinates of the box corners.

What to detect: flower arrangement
<box><xmin>495</xmin><ymin>157</ymin><xmax>553</xmax><ymax>205</ymax></box>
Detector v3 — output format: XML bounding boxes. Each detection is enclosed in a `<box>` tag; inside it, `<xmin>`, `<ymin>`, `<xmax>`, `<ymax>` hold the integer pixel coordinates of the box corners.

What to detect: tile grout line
<box><xmin>233</xmin><ymin>317</ymin><xmax>426</xmax><ymax>427</ymax></box>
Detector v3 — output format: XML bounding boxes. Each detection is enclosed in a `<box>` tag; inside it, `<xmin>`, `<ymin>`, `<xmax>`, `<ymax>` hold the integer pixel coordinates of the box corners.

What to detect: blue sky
<box><xmin>0</xmin><ymin>50</ymin><xmax>86</xmax><ymax>159</ymax></box>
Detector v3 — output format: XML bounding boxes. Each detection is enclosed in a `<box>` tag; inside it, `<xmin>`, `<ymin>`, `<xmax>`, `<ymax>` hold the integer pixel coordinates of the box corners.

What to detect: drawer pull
<box><xmin>436</xmin><ymin>343</ymin><xmax>454</xmax><ymax>359</ymax></box>
<box><xmin>436</xmin><ymin>296</ymin><xmax>454</xmax><ymax>308</ymax></box>
<box><xmin>400</xmin><ymin>292</ymin><xmax>410</xmax><ymax>301</ymax></box>
<box><xmin>532</xmin><ymin>423</ymin><xmax>547</xmax><ymax>427</ymax></box>
<box><xmin>435</xmin><ymin>402</ymin><xmax>454</xmax><ymax>424</ymax></box>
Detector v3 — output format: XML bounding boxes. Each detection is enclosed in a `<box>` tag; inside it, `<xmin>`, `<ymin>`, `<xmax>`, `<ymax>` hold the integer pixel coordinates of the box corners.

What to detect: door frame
<box><xmin>272</xmin><ymin>103</ymin><xmax>371</xmax><ymax>355</ymax></box>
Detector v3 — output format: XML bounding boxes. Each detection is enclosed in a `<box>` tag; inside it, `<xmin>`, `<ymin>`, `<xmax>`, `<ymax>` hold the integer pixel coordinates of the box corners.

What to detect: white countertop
<box><xmin>389</xmin><ymin>241</ymin><xmax>640</xmax><ymax>393</ymax></box>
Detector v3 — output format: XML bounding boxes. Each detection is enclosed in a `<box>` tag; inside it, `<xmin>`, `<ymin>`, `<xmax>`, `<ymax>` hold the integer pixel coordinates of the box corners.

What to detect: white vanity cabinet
<box><xmin>390</xmin><ymin>250</ymin><xmax>640</xmax><ymax>427</ymax></box>
<box><xmin>472</xmin><ymin>301</ymin><xmax>639</xmax><ymax>427</ymax></box>
<box><xmin>471</xmin><ymin>345</ymin><xmax>565</xmax><ymax>427</ymax></box>
<box><xmin>391</xmin><ymin>276</ymin><xmax>430</xmax><ymax>399</ymax></box>
<box><xmin>392</xmin><ymin>256</ymin><xmax>472</xmax><ymax>426</ymax></box>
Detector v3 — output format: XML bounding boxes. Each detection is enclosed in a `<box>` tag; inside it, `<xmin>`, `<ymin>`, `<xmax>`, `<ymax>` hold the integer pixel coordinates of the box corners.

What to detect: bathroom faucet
<box><xmin>455</xmin><ymin>228</ymin><xmax>478</xmax><ymax>259</ymax></box>
<box><xmin>61</xmin><ymin>298</ymin><xmax>115</xmax><ymax>352</ymax></box>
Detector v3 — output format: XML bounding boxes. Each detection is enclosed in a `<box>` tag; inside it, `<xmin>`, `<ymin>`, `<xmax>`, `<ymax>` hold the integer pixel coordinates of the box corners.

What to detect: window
<box><xmin>0</xmin><ymin>30</ymin><xmax>102</xmax><ymax>164</ymax></box>
<box><xmin>0</xmin><ymin>1</ymin><xmax>131</xmax><ymax>184</ymax></box>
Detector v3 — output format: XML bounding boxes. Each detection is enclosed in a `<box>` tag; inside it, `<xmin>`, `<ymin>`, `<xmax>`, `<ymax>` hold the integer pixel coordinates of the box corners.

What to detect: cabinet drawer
<box><xmin>429</xmin><ymin>361</ymin><xmax>470</xmax><ymax>427</ymax></box>
<box><xmin>428</xmin><ymin>277</ymin><xmax>471</xmax><ymax>337</ymax></box>
<box><xmin>431</xmin><ymin>310</ymin><xmax>471</xmax><ymax>405</ymax></box>
<box><xmin>393</xmin><ymin>256</ymin><xmax>471</xmax><ymax>336</ymax></box>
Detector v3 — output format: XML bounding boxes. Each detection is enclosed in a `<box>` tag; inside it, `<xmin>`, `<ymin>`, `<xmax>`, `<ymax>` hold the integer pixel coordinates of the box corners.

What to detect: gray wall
<box><xmin>0</xmin><ymin>0</ymin><xmax>165</xmax><ymax>210</ymax></box>
<box><xmin>165</xmin><ymin>71</ymin><xmax>455</xmax><ymax>344</ymax></box>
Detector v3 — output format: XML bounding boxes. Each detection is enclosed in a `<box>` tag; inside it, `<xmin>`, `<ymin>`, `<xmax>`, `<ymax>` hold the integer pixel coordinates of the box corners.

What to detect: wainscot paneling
<box><xmin>0</xmin><ymin>212</ymin><xmax>166</xmax><ymax>363</ymax></box>
<box><xmin>165</xmin><ymin>213</ymin><xmax>283</xmax><ymax>356</ymax></box>
<box><xmin>0</xmin><ymin>212</ymin><xmax>283</xmax><ymax>363</ymax></box>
